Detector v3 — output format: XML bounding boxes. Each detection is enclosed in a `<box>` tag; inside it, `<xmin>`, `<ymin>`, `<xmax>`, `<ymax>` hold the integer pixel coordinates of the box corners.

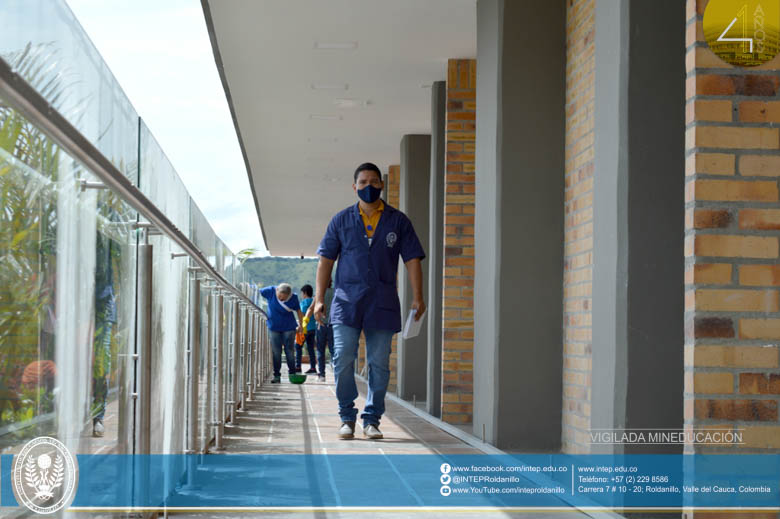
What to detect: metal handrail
<box><xmin>0</xmin><ymin>56</ymin><xmax>266</xmax><ymax>316</ymax></box>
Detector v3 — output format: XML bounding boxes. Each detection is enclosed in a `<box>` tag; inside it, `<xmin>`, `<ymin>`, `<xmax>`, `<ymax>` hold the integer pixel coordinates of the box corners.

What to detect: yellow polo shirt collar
<box><xmin>359</xmin><ymin>200</ymin><xmax>384</xmax><ymax>238</ymax></box>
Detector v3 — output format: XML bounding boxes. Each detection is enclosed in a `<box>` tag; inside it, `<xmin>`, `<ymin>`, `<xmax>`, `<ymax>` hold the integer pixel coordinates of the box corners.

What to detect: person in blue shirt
<box><xmin>260</xmin><ymin>283</ymin><xmax>304</xmax><ymax>383</ymax></box>
<box><xmin>297</xmin><ymin>284</ymin><xmax>318</xmax><ymax>374</ymax></box>
<box><xmin>303</xmin><ymin>278</ymin><xmax>335</xmax><ymax>382</ymax></box>
<box><xmin>314</xmin><ymin>162</ymin><xmax>426</xmax><ymax>440</ymax></box>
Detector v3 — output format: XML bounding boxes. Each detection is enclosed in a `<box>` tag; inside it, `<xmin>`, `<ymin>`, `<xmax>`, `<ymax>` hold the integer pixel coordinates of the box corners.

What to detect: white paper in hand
<box><xmin>402</xmin><ymin>308</ymin><xmax>426</xmax><ymax>339</ymax></box>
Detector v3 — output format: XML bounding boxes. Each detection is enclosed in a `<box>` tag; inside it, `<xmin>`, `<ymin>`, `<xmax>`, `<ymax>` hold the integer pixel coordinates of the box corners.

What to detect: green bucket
<box><xmin>288</xmin><ymin>373</ymin><xmax>307</xmax><ymax>384</ymax></box>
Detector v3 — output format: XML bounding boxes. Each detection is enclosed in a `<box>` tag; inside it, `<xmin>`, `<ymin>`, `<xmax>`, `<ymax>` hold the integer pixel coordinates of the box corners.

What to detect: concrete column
<box><xmin>397</xmin><ymin>134</ymin><xmax>431</xmax><ymax>401</ymax></box>
<box><xmin>591</xmin><ymin>0</ymin><xmax>628</xmax><ymax>454</ymax></box>
<box><xmin>426</xmin><ymin>81</ymin><xmax>446</xmax><ymax>418</ymax></box>
<box><xmin>591</xmin><ymin>0</ymin><xmax>684</xmax><ymax>454</ymax></box>
<box><xmin>385</xmin><ymin>164</ymin><xmax>400</xmax><ymax>393</ymax></box>
<box><xmin>473</xmin><ymin>0</ymin><xmax>565</xmax><ymax>450</ymax></box>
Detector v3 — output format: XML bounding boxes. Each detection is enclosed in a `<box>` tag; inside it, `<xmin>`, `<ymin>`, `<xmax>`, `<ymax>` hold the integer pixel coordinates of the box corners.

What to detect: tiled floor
<box><xmin>5</xmin><ymin>377</ymin><xmax>596</xmax><ymax>518</ymax></box>
<box><xmin>221</xmin><ymin>377</ymin><xmax>484</xmax><ymax>456</ymax></box>
<box><xmin>165</xmin><ymin>377</ymin><xmax>593</xmax><ymax>519</ymax></box>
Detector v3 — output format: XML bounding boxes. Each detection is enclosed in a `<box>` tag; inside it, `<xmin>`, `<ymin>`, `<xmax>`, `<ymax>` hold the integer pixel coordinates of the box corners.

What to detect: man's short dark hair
<box><xmin>301</xmin><ymin>284</ymin><xmax>313</xmax><ymax>297</ymax></box>
<box><xmin>354</xmin><ymin>162</ymin><xmax>382</xmax><ymax>183</ymax></box>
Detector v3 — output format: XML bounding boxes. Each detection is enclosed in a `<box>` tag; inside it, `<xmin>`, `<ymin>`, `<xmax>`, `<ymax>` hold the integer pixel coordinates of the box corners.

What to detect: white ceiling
<box><xmin>204</xmin><ymin>0</ymin><xmax>476</xmax><ymax>256</ymax></box>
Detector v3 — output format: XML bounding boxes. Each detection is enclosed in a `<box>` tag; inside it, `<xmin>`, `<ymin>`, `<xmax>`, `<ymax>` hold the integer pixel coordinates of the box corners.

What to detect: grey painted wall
<box><xmin>625</xmin><ymin>0</ymin><xmax>685</xmax><ymax>453</ymax></box>
<box><xmin>592</xmin><ymin>0</ymin><xmax>629</xmax><ymax>453</ymax></box>
<box><xmin>397</xmin><ymin>134</ymin><xmax>431</xmax><ymax>401</ymax></box>
<box><xmin>473</xmin><ymin>0</ymin><xmax>501</xmax><ymax>445</ymax></box>
<box><xmin>592</xmin><ymin>0</ymin><xmax>684</xmax><ymax>454</ymax></box>
<box><xmin>427</xmin><ymin>82</ymin><xmax>446</xmax><ymax>418</ymax></box>
<box><xmin>474</xmin><ymin>0</ymin><xmax>565</xmax><ymax>450</ymax></box>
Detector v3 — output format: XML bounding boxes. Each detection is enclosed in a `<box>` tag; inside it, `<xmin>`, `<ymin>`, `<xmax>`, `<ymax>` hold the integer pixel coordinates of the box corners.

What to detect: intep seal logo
<box><xmin>12</xmin><ymin>436</ymin><xmax>79</xmax><ymax>514</ymax></box>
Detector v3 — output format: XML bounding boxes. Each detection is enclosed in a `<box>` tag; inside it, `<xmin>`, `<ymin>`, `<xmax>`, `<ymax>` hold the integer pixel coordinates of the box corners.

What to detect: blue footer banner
<box><xmin>2</xmin><ymin>454</ymin><xmax>779</xmax><ymax>511</ymax></box>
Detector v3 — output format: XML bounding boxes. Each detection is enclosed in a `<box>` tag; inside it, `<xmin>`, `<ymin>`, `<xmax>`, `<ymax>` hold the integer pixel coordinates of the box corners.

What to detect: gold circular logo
<box><xmin>703</xmin><ymin>0</ymin><xmax>780</xmax><ymax>67</ymax></box>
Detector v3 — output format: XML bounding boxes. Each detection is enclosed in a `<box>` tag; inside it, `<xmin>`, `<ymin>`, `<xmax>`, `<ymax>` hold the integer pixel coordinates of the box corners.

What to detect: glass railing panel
<box><xmin>1</xmin><ymin>0</ymin><xmax>265</xmax><ymax>466</ymax></box>
<box><xmin>0</xmin><ymin>102</ymin><xmax>137</xmax><ymax>456</ymax></box>
<box><xmin>0</xmin><ymin>0</ymin><xmax>139</xmax><ymax>185</ymax></box>
<box><xmin>234</xmin><ymin>260</ymin><xmax>243</xmax><ymax>291</ymax></box>
<box><xmin>224</xmin><ymin>253</ymin><xmax>236</xmax><ymax>286</ymax></box>
<box><xmin>189</xmin><ymin>200</ymin><xmax>217</xmax><ymax>269</ymax></box>
<box><xmin>216</xmin><ymin>238</ymin><xmax>227</xmax><ymax>280</ymax></box>
<box><xmin>138</xmin><ymin>123</ymin><xmax>190</xmax><ymax>456</ymax></box>
<box><xmin>188</xmin><ymin>201</ymin><xmax>215</xmax><ymax>451</ymax></box>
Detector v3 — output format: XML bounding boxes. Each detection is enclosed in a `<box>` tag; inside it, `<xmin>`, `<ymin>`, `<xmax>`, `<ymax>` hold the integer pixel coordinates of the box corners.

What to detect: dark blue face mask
<box><xmin>357</xmin><ymin>184</ymin><xmax>382</xmax><ymax>203</ymax></box>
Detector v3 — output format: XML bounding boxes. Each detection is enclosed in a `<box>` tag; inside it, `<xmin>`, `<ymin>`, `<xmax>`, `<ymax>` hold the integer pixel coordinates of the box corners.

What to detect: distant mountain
<box><xmin>242</xmin><ymin>257</ymin><xmax>318</xmax><ymax>295</ymax></box>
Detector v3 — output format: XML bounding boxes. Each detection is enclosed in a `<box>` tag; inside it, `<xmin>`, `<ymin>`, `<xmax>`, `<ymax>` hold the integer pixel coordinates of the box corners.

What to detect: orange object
<box><xmin>21</xmin><ymin>360</ymin><xmax>57</xmax><ymax>388</ymax></box>
<box><xmin>295</xmin><ymin>329</ymin><xmax>305</xmax><ymax>346</ymax></box>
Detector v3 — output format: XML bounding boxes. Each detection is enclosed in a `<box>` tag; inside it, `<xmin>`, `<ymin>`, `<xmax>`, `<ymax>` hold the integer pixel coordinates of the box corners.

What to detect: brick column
<box><xmin>685</xmin><ymin>0</ymin><xmax>780</xmax><ymax>452</ymax></box>
<box><xmin>562</xmin><ymin>0</ymin><xmax>595</xmax><ymax>454</ymax></box>
<box><xmin>441</xmin><ymin>59</ymin><xmax>476</xmax><ymax>424</ymax></box>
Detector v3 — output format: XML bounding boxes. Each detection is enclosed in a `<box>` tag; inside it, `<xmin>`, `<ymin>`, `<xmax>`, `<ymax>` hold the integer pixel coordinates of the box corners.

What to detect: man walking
<box><xmin>260</xmin><ymin>283</ymin><xmax>304</xmax><ymax>383</ymax></box>
<box><xmin>314</xmin><ymin>162</ymin><xmax>425</xmax><ymax>440</ymax></box>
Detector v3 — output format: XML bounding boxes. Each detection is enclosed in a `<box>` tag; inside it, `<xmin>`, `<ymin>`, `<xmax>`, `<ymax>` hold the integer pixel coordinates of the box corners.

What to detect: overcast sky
<box><xmin>66</xmin><ymin>0</ymin><xmax>269</xmax><ymax>256</ymax></box>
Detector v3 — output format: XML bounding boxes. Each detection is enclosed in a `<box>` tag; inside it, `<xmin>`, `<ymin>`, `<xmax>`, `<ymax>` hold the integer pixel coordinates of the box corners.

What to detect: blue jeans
<box><xmin>270</xmin><ymin>330</ymin><xmax>296</xmax><ymax>377</ymax></box>
<box><xmin>316</xmin><ymin>323</ymin><xmax>334</xmax><ymax>376</ymax></box>
<box><xmin>295</xmin><ymin>331</ymin><xmax>317</xmax><ymax>371</ymax></box>
<box><xmin>332</xmin><ymin>324</ymin><xmax>393</xmax><ymax>426</ymax></box>
<box><xmin>92</xmin><ymin>321</ymin><xmax>113</xmax><ymax>422</ymax></box>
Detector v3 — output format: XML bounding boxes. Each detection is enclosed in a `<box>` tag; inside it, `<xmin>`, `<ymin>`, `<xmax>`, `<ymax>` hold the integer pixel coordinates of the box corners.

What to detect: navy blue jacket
<box><xmin>260</xmin><ymin>286</ymin><xmax>300</xmax><ymax>332</ymax></box>
<box><xmin>317</xmin><ymin>202</ymin><xmax>425</xmax><ymax>332</ymax></box>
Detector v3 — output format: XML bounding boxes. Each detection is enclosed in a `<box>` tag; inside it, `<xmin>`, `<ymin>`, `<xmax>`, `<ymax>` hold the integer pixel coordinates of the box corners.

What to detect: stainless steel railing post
<box><xmin>202</xmin><ymin>283</ymin><xmax>215</xmax><ymax>453</ymax></box>
<box><xmin>252</xmin><ymin>312</ymin><xmax>260</xmax><ymax>391</ymax></box>
<box><xmin>260</xmin><ymin>317</ymin><xmax>265</xmax><ymax>380</ymax></box>
<box><xmin>239</xmin><ymin>305</ymin><xmax>248</xmax><ymax>411</ymax></box>
<box><xmin>214</xmin><ymin>291</ymin><xmax>225</xmax><ymax>450</ymax></box>
<box><xmin>229</xmin><ymin>299</ymin><xmax>240</xmax><ymax>423</ymax></box>
<box><xmin>187</xmin><ymin>275</ymin><xmax>200</xmax><ymax>454</ymax></box>
<box><xmin>246</xmin><ymin>309</ymin><xmax>254</xmax><ymax>402</ymax></box>
<box><xmin>135</xmin><ymin>241</ymin><xmax>153</xmax><ymax>509</ymax></box>
<box><xmin>262</xmin><ymin>320</ymin><xmax>268</xmax><ymax>380</ymax></box>
<box><xmin>137</xmin><ymin>243</ymin><xmax>153</xmax><ymax>455</ymax></box>
<box><xmin>263</xmin><ymin>322</ymin><xmax>268</xmax><ymax>380</ymax></box>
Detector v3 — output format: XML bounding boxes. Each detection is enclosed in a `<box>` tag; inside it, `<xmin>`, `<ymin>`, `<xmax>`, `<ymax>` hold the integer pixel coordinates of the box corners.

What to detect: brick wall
<box><xmin>685</xmin><ymin>0</ymin><xmax>780</xmax><ymax>452</ymax></box>
<box><xmin>562</xmin><ymin>0</ymin><xmax>595</xmax><ymax>454</ymax></box>
<box><xmin>441</xmin><ymin>59</ymin><xmax>476</xmax><ymax>425</ymax></box>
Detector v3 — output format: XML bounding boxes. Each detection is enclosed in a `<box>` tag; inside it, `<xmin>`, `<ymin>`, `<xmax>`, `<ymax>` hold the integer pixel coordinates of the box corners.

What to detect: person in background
<box><xmin>92</xmin><ymin>227</ymin><xmax>117</xmax><ymax>437</ymax></box>
<box><xmin>260</xmin><ymin>283</ymin><xmax>303</xmax><ymax>383</ymax></box>
<box><xmin>304</xmin><ymin>278</ymin><xmax>334</xmax><ymax>382</ymax></box>
<box><xmin>297</xmin><ymin>284</ymin><xmax>318</xmax><ymax>374</ymax></box>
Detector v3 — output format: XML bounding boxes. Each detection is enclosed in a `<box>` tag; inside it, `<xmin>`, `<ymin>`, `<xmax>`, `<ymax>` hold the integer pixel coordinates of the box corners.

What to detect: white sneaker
<box><xmin>363</xmin><ymin>424</ymin><xmax>383</xmax><ymax>439</ymax></box>
<box><xmin>93</xmin><ymin>420</ymin><xmax>104</xmax><ymax>437</ymax></box>
<box><xmin>339</xmin><ymin>422</ymin><xmax>355</xmax><ymax>440</ymax></box>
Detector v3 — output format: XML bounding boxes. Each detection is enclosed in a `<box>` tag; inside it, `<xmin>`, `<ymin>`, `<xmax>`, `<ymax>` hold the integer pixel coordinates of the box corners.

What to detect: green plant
<box><xmin>236</xmin><ymin>247</ymin><xmax>259</xmax><ymax>265</ymax></box>
<box><xmin>0</xmin><ymin>43</ymin><xmax>66</xmax><ymax>427</ymax></box>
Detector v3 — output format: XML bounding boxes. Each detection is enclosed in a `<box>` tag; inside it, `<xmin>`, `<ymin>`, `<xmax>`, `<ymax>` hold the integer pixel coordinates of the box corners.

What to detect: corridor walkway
<box><xmin>170</xmin><ymin>377</ymin><xmax>595</xmax><ymax>519</ymax></box>
<box><xmin>222</xmin><ymin>378</ymin><xmax>482</xmax><ymax>456</ymax></box>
